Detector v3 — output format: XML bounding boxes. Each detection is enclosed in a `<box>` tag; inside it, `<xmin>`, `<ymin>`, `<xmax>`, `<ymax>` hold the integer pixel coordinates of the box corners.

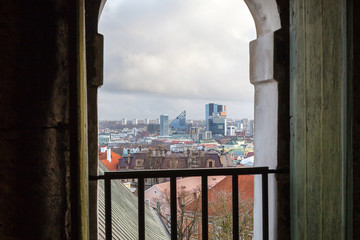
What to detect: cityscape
<box><xmin>98</xmin><ymin>102</ymin><xmax>255</xmax><ymax>239</ymax></box>
<box><xmin>99</xmin><ymin>102</ymin><xmax>254</xmax><ymax>170</ymax></box>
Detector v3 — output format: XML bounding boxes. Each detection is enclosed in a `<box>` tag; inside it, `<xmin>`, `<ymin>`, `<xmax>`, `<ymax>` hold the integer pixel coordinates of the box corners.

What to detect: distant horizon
<box><xmin>99</xmin><ymin>116</ymin><xmax>254</xmax><ymax>121</ymax></box>
<box><xmin>98</xmin><ymin>97</ymin><xmax>254</xmax><ymax>120</ymax></box>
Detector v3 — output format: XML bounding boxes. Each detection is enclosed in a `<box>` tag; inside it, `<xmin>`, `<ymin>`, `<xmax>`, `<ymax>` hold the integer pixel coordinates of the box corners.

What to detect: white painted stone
<box><xmin>245</xmin><ymin>1</ymin><xmax>280</xmax><ymax>239</ymax></box>
<box><xmin>250</xmin><ymin>33</ymin><xmax>274</xmax><ymax>84</ymax></box>
<box><xmin>245</xmin><ymin>0</ymin><xmax>281</xmax><ymax>37</ymax></box>
<box><xmin>253</xmin><ymin>81</ymin><xmax>278</xmax><ymax>240</ymax></box>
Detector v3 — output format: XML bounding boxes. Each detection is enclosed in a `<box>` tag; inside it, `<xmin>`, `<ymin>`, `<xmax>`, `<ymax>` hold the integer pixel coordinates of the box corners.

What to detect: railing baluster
<box><xmin>170</xmin><ymin>176</ymin><xmax>177</xmax><ymax>240</ymax></box>
<box><xmin>92</xmin><ymin>167</ymin><xmax>282</xmax><ymax>240</ymax></box>
<box><xmin>138</xmin><ymin>177</ymin><xmax>145</xmax><ymax>240</ymax></box>
<box><xmin>201</xmin><ymin>176</ymin><xmax>208</xmax><ymax>239</ymax></box>
<box><xmin>105</xmin><ymin>177</ymin><xmax>112</xmax><ymax>240</ymax></box>
<box><xmin>262</xmin><ymin>172</ymin><xmax>269</xmax><ymax>240</ymax></box>
<box><xmin>232</xmin><ymin>174</ymin><xmax>239</xmax><ymax>240</ymax></box>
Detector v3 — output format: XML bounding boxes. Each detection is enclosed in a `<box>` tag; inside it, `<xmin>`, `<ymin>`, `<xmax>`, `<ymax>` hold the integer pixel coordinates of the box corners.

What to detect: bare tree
<box><xmin>208</xmin><ymin>190</ymin><xmax>253</xmax><ymax>240</ymax></box>
<box><xmin>153</xmin><ymin>188</ymin><xmax>201</xmax><ymax>239</ymax></box>
<box><xmin>152</xmin><ymin>186</ymin><xmax>253</xmax><ymax>239</ymax></box>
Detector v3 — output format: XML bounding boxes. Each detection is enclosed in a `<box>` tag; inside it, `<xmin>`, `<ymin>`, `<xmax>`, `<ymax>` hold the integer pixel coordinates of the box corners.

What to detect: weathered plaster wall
<box><xmin>290</xmin><ymin>0</ymin><xmax>349</xmax><ymax>239</ymax></box>
<box><xmin>247</xmin><ymin>0</ymin><xmax>290</xmax><ymax>239</ymax></box>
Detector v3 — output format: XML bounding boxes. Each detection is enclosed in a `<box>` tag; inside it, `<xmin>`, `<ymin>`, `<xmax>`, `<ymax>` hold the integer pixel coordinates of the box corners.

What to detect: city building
<box><xmin>98</xmin><ymin>146</ymin><xmax>121</xmax><ymax>171</ymax></box>
<box><xmin>227</xmin><ymin>126</ymin><xmax>236</xmax><ymax>136</ymax></box>
<box><xmin>98</xmin><ymin>134</ymin><xmax>110</xmax><ymax>145</ymax></box>
<box><xmin>202</xmin><ymin>131</ymin><xmax>212</xmax><ymax>140</ymax></box>
<box><xmin>205</xmin><ymin>103</ymin><xmax>227</xmax><ymax>136</ymax></box>
<box><xmin>122</xmin><ymin>118</ymin><xmax>127</xmax><ymax>125</ymax></box>
<box><xmin>170</xmin><ymin>110</ymin><xmax>186</xmax><ymax>132</ymax></box>
<box><xmin>208</xmin><ymin>114</ymin><xmax>227</xmax><ymax>136</ymax></box>
<box><xmin>160</xmin><ymin>114</ymin><xmax>169</xmax><ymax>136</ymax></box>
<box><xmin>249</xmin><ymin>120</ymin><xmax>254</xmax><ymax>136</ymax></box>
<box><xmin>189</xmin><ymin>127</ymin><xmax>200</xmax><ymax>141</ymax></box>
<box><xmin>133</xmin><ymin>118</ymin><xmax>138</xmax><ymax>125</ymax></box>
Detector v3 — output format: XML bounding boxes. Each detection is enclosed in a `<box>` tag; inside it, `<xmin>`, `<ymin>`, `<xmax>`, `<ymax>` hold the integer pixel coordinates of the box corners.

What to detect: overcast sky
<box><xmin>98</xmin><ymin>0</ymin><xmax>256</xmax><ymax>121</ymax></box>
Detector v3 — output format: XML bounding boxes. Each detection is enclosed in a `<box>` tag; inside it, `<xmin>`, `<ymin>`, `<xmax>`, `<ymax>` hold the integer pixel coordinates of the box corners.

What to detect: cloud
<box><xmin>98</xmin><ymin>0</ymin><xmax>256</xmax><ymax>120</ymax></box>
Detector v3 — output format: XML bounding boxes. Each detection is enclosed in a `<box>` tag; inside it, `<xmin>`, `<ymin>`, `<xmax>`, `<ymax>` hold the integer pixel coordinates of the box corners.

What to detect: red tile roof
<box><xmin>185</xmin><ymin>175</ymin><xmax>254</xmax><ymax>216</ymax></box>
<box><xmin>208</xmin><ymin>175</ymin><xmax>253</xmax><ymax>215</ymax></box>
<box><xmin>99</xmin><ymin>150</ymin><xmax>122</xmax><ymax>171</ymax></box>
<box><xmin>210</xmin><ymin>175</ymin><xmax>254</xmax><ymax>199</ymax></box>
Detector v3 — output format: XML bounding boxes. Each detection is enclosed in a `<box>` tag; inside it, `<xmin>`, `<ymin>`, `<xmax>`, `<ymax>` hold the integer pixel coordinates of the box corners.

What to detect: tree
<box><xmin>154</xmin><ymin>187</ymin><xmax>202</xmax><ymax>240</ymax></box>
<box><xmin>208</xmin><ymin>190</ymin><xmax>253</xmax><ymax>240</ymax></box>
<box><xmin>153</xmin><ymin>185</ymin><xmax>253</xmax><ymax>239</ymax></box>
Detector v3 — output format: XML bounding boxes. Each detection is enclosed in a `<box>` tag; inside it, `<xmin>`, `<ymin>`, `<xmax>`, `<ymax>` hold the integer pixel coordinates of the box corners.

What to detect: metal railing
<box><xmin>91</xmin><ymin>167</ymin><xmax>284</xmax><ymax>240</ymax></box>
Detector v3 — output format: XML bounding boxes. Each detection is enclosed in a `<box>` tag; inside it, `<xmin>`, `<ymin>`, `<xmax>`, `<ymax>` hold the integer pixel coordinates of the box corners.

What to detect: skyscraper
<box><xmin>121</xmin><ymin>118</ymin><xmax>127</xmax><ymax>125</ymax></box>
<box><xmin>160</xmin><ymin>114</ymin><xmax>169</xmax><ymax>136</ymax></box>
<box><xmin>171</xmin><ymin>110</ymin><xmax>186</xmax><ymax>132</ymax></box>
<box><xmin>227</xmin><ymin>126</ymin><xmax>236</xmax><ymax>136</ymax></box>
<box><xmin>205</xmin><ymin>103</ymin><xmax>227</xmax><ymax>136</ymax></box>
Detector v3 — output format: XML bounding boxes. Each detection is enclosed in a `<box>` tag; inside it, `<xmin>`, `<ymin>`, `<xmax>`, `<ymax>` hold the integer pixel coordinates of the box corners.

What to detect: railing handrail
<box><xmin>92</xmin><ymin>167</ymin><xmax>288</xmax><ymax>240</ymax></box>
<box><xmin>91</xmin><ymin>166</ymin><xmax>280</xmax><ymax>180</ymax></box>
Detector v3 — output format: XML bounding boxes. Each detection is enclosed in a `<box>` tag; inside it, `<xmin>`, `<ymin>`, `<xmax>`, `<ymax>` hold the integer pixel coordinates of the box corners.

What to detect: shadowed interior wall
<box><xmin>352</xmin><ymin>1</ymin><xmax>360</xmax><ymax>239</ymax></box>
<box><xmin>85</xmin><ymin>1</ymin><xmax>104</xmax><ymax>239</ymax></box>
<box><xmin>290</xmin><ymin>0</ymin><xmax>352</xmax><ymax>239</ymax></box>
<box><xmin>0</xmin><ymin>1</ymin><xmax>84</xmax><ymax>239</ymax></box>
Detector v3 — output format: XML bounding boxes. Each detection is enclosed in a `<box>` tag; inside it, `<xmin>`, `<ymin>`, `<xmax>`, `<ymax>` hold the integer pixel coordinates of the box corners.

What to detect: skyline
<box><xmin>98</xmin><ymin>0</ymin><xmax>256</xmax><ymax>120</ymax></box>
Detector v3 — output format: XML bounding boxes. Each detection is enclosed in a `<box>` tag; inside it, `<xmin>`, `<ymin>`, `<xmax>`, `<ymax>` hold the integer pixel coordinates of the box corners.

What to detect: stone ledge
<box><xmin>250</xmin><ymin>32</ymin><xmax>274</xmax><ymax>85</ymax></box>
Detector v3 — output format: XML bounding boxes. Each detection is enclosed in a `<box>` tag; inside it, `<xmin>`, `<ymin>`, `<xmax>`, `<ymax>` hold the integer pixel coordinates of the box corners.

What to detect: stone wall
<box><xmin>0</xmin><ymin>1</ymin><xmax>80</xmax><ymax>239</ymax></box>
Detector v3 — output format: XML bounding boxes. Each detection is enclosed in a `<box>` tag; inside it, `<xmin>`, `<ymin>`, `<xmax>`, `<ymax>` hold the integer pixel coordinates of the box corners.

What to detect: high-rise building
<box><xmin>249</xmin><ymin>120</ymin><xmax>254</xmax><ymax>136</ymax></box>
<box><xmin>227</xmin><ymin>126</ymin><xmax>236</xmax><ymax>136</ymax></box>
<box><xmin>239</xmin><ymin>118</ymin><xmax>254</xmax><ymax>136</ymax></box>
<box><xmin>122</xmin><ymin>118</ymin><xmax>127</xmax><ymax>125</ymax></box>
<box><xmin>171</xmin><ymin>110</ymin><xmax>186</xmax><ymax>132</ymax></box>
<box><xmin>133</xmin><ymin>118</ymin><xmax>138</xmax><ymax>125</ymax></box>
<box><xmin>205</xmin><ymin>103</ymin><xmax>227</xmax><ymax>136</ymax></box>
<box><xmin>189</xmin><ymin>127</ymin><xmax>199</xmax><ymax>141</ymax></box>
<box><xmin>144</xmin><ymin>118</ymin><xmax>149</xmax><ymax>125</ymax></box>
<box><xmin>160</xmin><ymin>114</ymin><xmax>169</xmax><ymax>136</ymax></box>
<box><xmin>202</xmin><ymin>131</ymin><xmax>212</xmax><ymax>140</ymax></box>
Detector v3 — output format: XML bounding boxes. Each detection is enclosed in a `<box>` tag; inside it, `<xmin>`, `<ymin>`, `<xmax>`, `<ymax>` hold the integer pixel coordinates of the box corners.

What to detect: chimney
<box><xmin>107</xmin><ymin>148</ymin><xmax>111</xmax><ymax>162</ymax></box>
<box><xmin>100</xmin><ymin>146</ymin><xmax>107</xmax><ymax>153</ymax></box>
<box><xmin>127</xmin><ymin>148</ymin><xmax>131</xmax><ymax>169</ymax></box>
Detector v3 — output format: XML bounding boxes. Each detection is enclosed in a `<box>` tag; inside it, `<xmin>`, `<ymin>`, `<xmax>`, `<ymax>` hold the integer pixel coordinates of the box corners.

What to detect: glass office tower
<box><xmin>160</xmin><ymin>114</ymin><xmax>169</xmax><ymax>136</ymax></box>
<box><xmin>171</xmin><ymin>110</ymin><xmax>186</xmax><ymax>131</ymax></box>
<box><xmin>205</xmin><ymin>103</ymin><xmax>227</xmax><ymax>136</ymax></box>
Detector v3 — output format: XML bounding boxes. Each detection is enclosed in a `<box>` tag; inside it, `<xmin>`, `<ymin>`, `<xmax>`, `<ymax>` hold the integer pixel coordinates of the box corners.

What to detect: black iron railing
<box><xmin>91</xmin><ymin>167</ymin><xmax>283</xmax><ymax>240</ymax></box>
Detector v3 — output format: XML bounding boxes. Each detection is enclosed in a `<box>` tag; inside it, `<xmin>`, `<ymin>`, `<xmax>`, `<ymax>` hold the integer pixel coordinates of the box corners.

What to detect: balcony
<box><xmin>91</xmin><ymin>167</ymin><xmax>283</xmax><ymax>240</ymax></box>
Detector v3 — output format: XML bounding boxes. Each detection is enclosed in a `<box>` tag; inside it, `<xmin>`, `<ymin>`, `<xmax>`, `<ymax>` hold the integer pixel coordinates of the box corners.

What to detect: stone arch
<box><xmin>88</xmin><ymin>1</ymin><xmax>288</xmax><ymax>239</ymax></box>
<box><xmin>244</xmin><ymin>1</ymin><xmax>283</xmax><ymax>239</ymax></box>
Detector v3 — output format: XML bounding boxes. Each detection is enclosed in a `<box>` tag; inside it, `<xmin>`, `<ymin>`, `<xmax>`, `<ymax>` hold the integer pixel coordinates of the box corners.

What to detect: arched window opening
<box><xmin>92</xmin><ymin>0</ymin><xmax>284</xmax><ymax>239</ymax></box>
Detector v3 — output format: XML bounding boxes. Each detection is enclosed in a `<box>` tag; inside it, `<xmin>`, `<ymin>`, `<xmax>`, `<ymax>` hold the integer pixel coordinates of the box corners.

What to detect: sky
<box><xmin>98</xmin><ymin>0</ymin><xmax>256</xmax><ymax>121</ymax></box>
